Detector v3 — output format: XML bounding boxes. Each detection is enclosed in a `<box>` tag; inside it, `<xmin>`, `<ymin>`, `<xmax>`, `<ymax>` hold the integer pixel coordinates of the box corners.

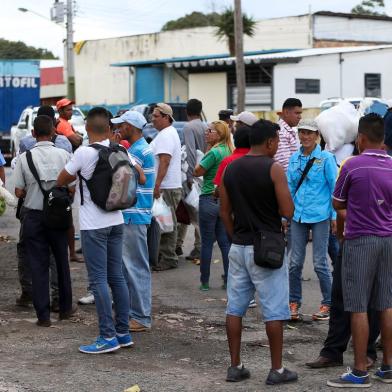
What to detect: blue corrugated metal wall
<box><xmin>0</xmin><ymin>60</ymin><xmax>40</xmax><ymax>131</ymax></box>
<box><xmin>135</xmin><ymin>66</ymin><xmax>164</xmax><ymax>103</ymax></box>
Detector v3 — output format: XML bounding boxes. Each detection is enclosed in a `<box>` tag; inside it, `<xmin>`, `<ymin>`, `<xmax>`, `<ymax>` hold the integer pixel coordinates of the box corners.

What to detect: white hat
<box><xmin>230</xmin><ymin>111</ymin><xmax>258</xmax><ymax>126</ymax></box>
<box><xmin>297</xmin><ymin>119</ymin><xmax>318</xmax><ymax>132</ymax></box>
<box><xmin>111</xmin><ymin>110</ymin><xmax>147</xmax><ymax>129</ymax></box>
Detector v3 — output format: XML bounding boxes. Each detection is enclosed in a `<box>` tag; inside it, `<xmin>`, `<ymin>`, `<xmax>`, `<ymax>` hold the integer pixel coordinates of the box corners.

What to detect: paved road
<box><xmin>0</xmin><ymin>168</ymin><xmax>387</xmax><ymax>391</ymax></box>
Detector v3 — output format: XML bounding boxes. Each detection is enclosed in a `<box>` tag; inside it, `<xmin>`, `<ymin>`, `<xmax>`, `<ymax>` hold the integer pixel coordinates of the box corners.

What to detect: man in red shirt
<box><xmin>214</xmin><ymin>126</ymin><xmax>251</xmax><ymax>187</ymax></box>
<box><xmin>56</xmin><ymin>98</ymin><xmax>83</xmax><ymax>150</ymax></box>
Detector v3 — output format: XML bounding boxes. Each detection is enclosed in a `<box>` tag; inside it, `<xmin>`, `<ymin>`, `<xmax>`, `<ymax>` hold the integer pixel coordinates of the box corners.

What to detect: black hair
<box><xmin>86</xmin><ymin>106</ymin><xmax>110</xmax><ymax>134</ymax></box>
<box><xmin>218</xmin><ymin>109</ymin><xmax>233</xmax><ymax>121</ymax></box>
<box><xmin>33</xmin><ymin>115</ymin><xmax>53</xmax><ymax>137</ymax></box>
<box><xmin>358</xmin><ymin>113</ymin><xmax>384</xmax><ymax>143</ymax></box>
<box><xmin>106</xmin><ymin>110</ymin><xmax>114</xmax><ymax>130</ymax></box>
<box><xmin>186</xmin><ymin>99</ymin><xmax>202</xmax><ymax>116</ymax></box>
<box><xmin>233</xmin><ymin>125</ymin><xmax>251</xmax><ymax>148</ymax></box>
<box><xmin>282</xmin><ymin>98</ymin><xmax>302</xmax><ymax>109</ymax></box>
<box><xmin>249</xmin><ymin>119</ymin><xmax>279</xmax><ymax>146</ymax></box>
<box><xmin>37</xmin><ymin>105</ymin><xmax>55</xmax><ymax>124</ymax></box>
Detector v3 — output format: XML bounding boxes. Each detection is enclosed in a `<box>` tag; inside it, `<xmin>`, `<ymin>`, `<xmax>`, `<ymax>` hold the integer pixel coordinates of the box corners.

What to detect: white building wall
<box><xmin>273</xmin><ymin>47</ymin><xmax>392</xmax><ymax>109</ymax></box>
<box><xmin>314</xmin><ymin>15</ymin><xmax>392</xmax><ymax>43</ymax></box>
<box><xmin>340</xmin><ymin>48</ymin><xmax>392</xmax><ymax>98</ymax></box>
<box><xmin>188</xmin><ymin>73</ymin><xmax>227</xmax><ymax>122</ymax></box>
<box><xmin>40</xmin><ymin>83</ymin><xmax>67</xmax><ymax>99</ymax></box>
<box><xmin>74</xmin><ymin>18</ymin><xmax>309</xmax><ymax>106</ymax></box>
<box><xmin>273</xmin><ymin>55</ymin><xmax>341</xmax><ymax>109</ymax></box>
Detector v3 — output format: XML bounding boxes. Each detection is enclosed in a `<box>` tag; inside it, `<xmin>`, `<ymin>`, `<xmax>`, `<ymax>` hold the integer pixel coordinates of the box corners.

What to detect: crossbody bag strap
<box><xmin>294</xmin><ymin>157</ymin><xmax>316</xmax><ymax>195</ymax></box>
<box><xmin>26</xmin><ymin>150</ymin><xmax>48</xmax><ymax>197</ymax></box>
<box><xmin>78</xmin><ymin>171</ymin><xmax>86</xmax><ymax>205</ymax></box>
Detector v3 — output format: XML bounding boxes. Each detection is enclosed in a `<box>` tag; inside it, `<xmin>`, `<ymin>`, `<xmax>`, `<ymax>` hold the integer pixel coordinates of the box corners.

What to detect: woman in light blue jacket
<box><xmin>286</xmin><ymin>119</ymin><xmax>337</xmax><ymax>322</ymax></box>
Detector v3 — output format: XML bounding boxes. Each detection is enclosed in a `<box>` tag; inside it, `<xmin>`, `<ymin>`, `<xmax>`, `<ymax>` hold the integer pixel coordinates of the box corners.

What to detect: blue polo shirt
<box><xmin>122</xmin><ymin>138</ymin><xmax>155</xmax><ymax>225</ymax></box>
<box><xmin>0</xmin><ymin>150</ymin><xmax>5</xmax><ymax>166</ymax></box>
<box><xmin>287</xmin><ymin>144</ymin><xmax>337</xmax><ymax>223</ymax></box>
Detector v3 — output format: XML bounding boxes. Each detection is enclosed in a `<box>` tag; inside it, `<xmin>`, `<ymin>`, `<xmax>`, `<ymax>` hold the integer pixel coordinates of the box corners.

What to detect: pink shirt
<box><xmin>274</xmin><ymin>119</ymin><xmax>298</xmax><ymax>172</ymax></box>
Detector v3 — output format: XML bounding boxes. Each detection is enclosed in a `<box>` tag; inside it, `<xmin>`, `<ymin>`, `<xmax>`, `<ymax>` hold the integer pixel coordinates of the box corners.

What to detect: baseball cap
<box><xmin>218</xmin><ymin>109</ymin><xmax>234</xmax><ymax>120</ymax></box>
<box><xmin>298</xmin><ymin>119</ymin><xmax>318</xmax><ymax>132</ymax></box>
<box><xmin>155</xmin><ymin>103</ymin><xmax>175</xmax><ymax>121</ymax></box>
<box><xmin>230</xmin><ymin>111</ymin><xmax>258</xmax><ymax>126</ymax></box>
<box><xmin>111</xmin><ymin>110</ymin><xmax>147</xmax><ymax>130</ymax></box>
<box><xmin>56</xmin><ymin>98</ymin><xmax>74</xmax><ymax>110</ymax></box>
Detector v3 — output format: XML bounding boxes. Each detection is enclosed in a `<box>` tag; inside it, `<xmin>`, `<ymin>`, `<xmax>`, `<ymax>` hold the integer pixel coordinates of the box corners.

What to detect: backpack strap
<box><xmin>78</xmin><ymin>171</ymin><xmax>86</xmax><ymax>206</ymax></box>
<box><xmin>294</xmin><ymin>157</ymin><xmax>316</xmax><ymax>194</ymax></box>
<box><xmin>26</xmin><ymin>150</ymin><xmax>48</xmax><ymax>197</ymax></box>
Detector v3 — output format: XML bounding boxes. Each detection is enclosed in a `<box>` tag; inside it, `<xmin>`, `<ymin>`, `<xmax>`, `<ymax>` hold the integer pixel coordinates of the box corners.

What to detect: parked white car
<box><xmin>319</xmin><ymin>97</ymin><xmax>383</xmax><ymax>111</ymax></box>
<box><xmin>10</xmin><ymin>106</ymin><xmax>87</xmax><ymax>156</ymax></box>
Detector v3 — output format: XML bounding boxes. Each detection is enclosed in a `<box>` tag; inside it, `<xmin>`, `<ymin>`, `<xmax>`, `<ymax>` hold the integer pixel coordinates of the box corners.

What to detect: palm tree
<box><xmin>214</xmin><ymin>7</ymin><xmax>256</xmax><ymax>56</ymax></box>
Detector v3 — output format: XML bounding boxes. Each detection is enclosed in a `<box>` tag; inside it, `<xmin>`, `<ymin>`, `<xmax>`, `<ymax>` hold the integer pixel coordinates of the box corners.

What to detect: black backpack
<box><xmin>78</xmin><ymin>142</ymin><xmax>139</xmax><ymax>211</ymax></box>
<box><xmin>26</xmin><ymin>150</ymin><xmax>72</xmax><ymax>230</ymax></box>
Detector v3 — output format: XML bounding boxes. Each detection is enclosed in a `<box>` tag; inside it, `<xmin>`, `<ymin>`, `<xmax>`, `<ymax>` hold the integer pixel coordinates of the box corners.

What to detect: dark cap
<box><xmin>218</xmin><ymin>109</ymin><xmax>234</xmax><ymax>121</ymax></box>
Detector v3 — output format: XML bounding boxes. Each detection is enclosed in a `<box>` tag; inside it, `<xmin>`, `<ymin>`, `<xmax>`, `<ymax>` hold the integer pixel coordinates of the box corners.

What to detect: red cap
<box><xmin>56</xmin><ymin>98</ymin><xmax>74</xmax><ymax>110</ymax></box>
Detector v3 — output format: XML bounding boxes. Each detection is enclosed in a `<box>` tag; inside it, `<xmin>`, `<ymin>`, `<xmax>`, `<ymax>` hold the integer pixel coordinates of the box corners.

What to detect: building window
<box><xmin>365</xmin><ymin>73</ymin><xmax>381</xmax><ymax>97</ymax></box>
<box><xmin>295</xmin><ymin>79</ymin><xmax>320</xmax><ymax>94</ymax></box>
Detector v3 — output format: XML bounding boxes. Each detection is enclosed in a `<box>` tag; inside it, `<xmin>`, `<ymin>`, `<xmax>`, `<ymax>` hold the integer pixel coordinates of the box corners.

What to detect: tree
<box><xmin>214</xmin><ymin>7</ymin><xmax>256</xmax><ymax>56</ymax></box>
<box><xmin>0</xmin><ymin>38</ymin><xmax>57</xmax><ymax>59</ymax></box>
<box><xmin>161</xmin><ymin>11</ymin><xmax>220</xmax><ymax>31</ymax></box>
<box><xmin>351</xmin><ymin>0</ymin><xmax>386</xmax><ymax>16</ymax></box>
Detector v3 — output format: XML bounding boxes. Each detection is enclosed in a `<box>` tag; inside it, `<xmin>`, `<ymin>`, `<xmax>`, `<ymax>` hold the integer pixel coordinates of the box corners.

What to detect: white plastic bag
<box><xmin>316</xmin><ymin>100</ymin><xmax>359</xmax><ymax>151</ymax></box>
<box><xmin>184</xmin><ymin>181</ymin><xmax>200</xmax><ymax>212</ymax></box>
<box><xmin>152</xmin><ymin>196</ymin><xmax>174</xmax><ymax>233</ymax></box>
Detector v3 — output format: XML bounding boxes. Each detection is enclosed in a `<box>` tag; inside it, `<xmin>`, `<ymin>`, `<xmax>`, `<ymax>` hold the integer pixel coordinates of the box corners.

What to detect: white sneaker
<box><xmin>248</xmin><ymin>299</ymin><xmax>257</xmax><ymax>308</ymax></box>
<box><xmin>78</xmin><ymin>292</ymin><xmax>95</xmax><ymax>305</ymax></box>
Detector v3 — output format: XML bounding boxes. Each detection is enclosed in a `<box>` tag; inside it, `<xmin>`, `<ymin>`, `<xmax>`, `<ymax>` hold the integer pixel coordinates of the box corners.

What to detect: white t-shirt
<box><xmin>151</xmin><ymin>125</ymin><xmax>182</xmax><ymax>189</ymax></box>
<box><xmin>64</xmin><ymin>139</ymin><xmax>124</xmax><ymax>230</ymax></box>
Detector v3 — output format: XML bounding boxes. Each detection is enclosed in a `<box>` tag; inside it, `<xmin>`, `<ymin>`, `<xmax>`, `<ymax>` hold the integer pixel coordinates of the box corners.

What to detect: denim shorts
<box><xmin>226</xmin><ymin>244</ymin><xmax>290</xmax><ymax>322</ymax></box>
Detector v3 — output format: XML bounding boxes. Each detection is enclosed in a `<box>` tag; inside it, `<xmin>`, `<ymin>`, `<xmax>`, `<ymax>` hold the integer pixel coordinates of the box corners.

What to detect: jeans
<box><xmin>23</xmin><ymin>210</ymin><xmax>72</xmax><ymax>321</ymax></box>
<box><xmin>320</xmin><ymin>247</ymin><xmax>379</xmax><ymax>362</ymax></box>
<box><xmin>199</xmin><ymin>194</ymin><xmax>231</xmax><ymax>284</ymax></box>
<box><xmin>122</xmin><ymin>223</ymin><xmax>151</xmax><ymax>328</ymax></box>
<box><xmin>328</xmin><ymin>232</ymin><xmax>340</xmax><ymax>265</ymax></box>
<box><xmin>289</xmin><ymin>219</ymin><xmax>332</xmax><ymax>306</ymax></box>
<box><xmin>81</xmin><ymin>224</ymin><xmax>129</xmax><ymax>338</ymax></box>
<box><xmin>158</xmin><ymin>188</ymin><xmax>182</xmax><ymax>267</ymax></box>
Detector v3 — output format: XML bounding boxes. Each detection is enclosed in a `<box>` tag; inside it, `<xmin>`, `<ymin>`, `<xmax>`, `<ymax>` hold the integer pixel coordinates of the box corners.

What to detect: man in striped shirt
<box><xmin>274</xmin><ymin>98</ymin><xmax>302</xmax><ymax>171</ymax></box>
<box><xmin>112</xmin><ymin>111</ymin><xmax>155</xmax><ymax>333</ymax></box>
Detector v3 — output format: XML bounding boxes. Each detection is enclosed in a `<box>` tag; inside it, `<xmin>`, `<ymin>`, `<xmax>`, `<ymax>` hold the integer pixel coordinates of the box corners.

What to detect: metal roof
<box><xmin>168</xmin><ymin>45</ymin><xmax>392</xmax><ymax>69</ymax></box>
<box><xmin>112</xmin><ymin>45</ymin><xmax>392</xmax><ymax>70</ymax></box>
<box><xmin>110</xmin><ymin>49</ymin><xmax>296</xmax><ymax>67</ymax></box>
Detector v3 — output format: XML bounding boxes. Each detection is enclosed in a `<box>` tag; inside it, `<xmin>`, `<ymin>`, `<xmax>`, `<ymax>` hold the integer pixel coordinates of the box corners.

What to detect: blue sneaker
<box><xmin>116</xmin><ymin>333</ymin><xmax>134</xmax><ymax>348</ymax></box>
<box><xmin>79</xmin><ymin>336</ymin><xmax>120</xmax><ymax>354</ymax></box>
<box><xmin>373</xmin><ymin>367</ymin><xmax>392</xmax><ymax>383</ymax></box>
<box><xmin>327</xmin><ymin>368</ymin><xmax>371</xmax><ymax>388</ymax></box>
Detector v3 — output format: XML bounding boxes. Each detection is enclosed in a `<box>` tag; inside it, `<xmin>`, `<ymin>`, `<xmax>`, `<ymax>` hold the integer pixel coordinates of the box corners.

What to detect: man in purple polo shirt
<box><xmin>327</xmin><ymin>113</ymin><xmax>392</xmax><ymax>388</ymax></box>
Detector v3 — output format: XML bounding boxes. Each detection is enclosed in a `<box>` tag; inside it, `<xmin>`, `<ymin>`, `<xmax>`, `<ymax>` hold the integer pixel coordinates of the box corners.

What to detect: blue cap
<box><xmin>111</xmin><ymin>110</ymin><xmax>147</xmax><ymax>130</ymax></box>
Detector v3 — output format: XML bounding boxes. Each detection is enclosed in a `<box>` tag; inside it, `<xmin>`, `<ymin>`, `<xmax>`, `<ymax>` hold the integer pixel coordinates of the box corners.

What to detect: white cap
<box><xmin>111</xmin><ymin>110</ymin><xmax>147</xmax><ymax>129</ymax></box>
<box><xmin>230</xmin><ymin>111</ymin><xmax>258</xmax><ymax>126</ymax></box>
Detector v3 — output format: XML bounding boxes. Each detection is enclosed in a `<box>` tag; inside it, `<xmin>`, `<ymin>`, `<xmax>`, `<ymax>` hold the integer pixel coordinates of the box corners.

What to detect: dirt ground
<box><xmin>0</xmin><ymin>235</ymin><xmax>389</xmax><ymax>392</ymax></box>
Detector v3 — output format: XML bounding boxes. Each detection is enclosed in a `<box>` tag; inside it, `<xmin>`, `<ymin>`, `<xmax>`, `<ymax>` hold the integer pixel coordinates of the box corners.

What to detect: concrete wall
<box><xmin>314</xmin><ymin>15</ymin><xmax>392</xmax><ymax>43</ymax></box>
<box><xmin>40</xmin><ymin>83</ymin><xmax>66</xmax><ymax>99</ymax></box>
<box><xmin>74</xmin><ymin>17</ymin><xmax>309</xmax><ymax>107</ymax></box>
<box><xmin>273</xmin><ymin>48</ymin><xmax>392</xmax><ymax>109</ymax></box>
<box><xmin>188</xmin><ymin>72</ymin><xmax>227</xmax><ymax>122</ymax></box>
<box><xmin>273</xmin><ymin>54</ymin><xmax>340</xmax><ymax>110</ymax></box>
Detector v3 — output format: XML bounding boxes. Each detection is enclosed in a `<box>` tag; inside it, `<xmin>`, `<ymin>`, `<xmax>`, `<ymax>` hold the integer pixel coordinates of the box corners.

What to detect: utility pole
<box><xmin>234</xmin><ymin>0</ymin><xmax>245</xmax><ymax>113</ymax></box>
<box><xmin>66</xmin><ymin>0</ymin><xmax>75</xmax><ymax>100</ymax></box>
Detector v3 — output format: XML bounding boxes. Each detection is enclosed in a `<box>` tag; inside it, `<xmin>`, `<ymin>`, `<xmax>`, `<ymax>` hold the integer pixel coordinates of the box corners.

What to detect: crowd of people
<box><xmin>3</xmin><ymin>95</ymin><xmax>392</xmax><ymax>387</ymax></box>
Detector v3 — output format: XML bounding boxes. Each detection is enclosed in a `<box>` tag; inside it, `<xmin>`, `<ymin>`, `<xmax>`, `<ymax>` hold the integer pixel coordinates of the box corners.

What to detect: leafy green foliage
<box><xmin>0</xmin><ymin>38</ymin><xmax>57</xmax><ymax>59</ymax></box>
<box><xmin>161</xmin><ymin>11</ymin><xmax>220</xmax><ymax>31</ymax></box>
<box><xmin>351</xmin><ymin>0</ymin><xmax>386</xmax><ymax>16</ymax></box>
<box><xmin>214</xmin><ymin>7</ymin><xmax>256</xmax><ymax>56</ymax></box>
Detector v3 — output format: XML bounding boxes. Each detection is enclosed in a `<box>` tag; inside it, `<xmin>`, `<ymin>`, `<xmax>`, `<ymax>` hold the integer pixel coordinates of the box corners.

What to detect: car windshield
<box><xmin>32</xmin><ymin>108</ymin><xmax>85</xmax><ymax>123</ymax></box>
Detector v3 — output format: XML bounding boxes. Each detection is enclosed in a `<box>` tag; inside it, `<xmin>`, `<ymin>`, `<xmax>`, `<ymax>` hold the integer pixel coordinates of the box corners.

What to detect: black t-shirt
<box><xmin>223</xmin><ymin>155</ymin><xmax>282</xmax><ymax>245</ymax></box>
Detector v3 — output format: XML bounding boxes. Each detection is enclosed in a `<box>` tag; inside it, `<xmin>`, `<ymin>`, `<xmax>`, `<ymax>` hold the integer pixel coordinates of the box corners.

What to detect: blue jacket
<box><xmin>287</xmin><ymin>144</ymin><xmax>337</xmax><ymax>223</ymax></box>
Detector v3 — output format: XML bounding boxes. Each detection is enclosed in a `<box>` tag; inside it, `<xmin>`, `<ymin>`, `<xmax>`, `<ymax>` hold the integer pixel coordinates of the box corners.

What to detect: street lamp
<box><xmin>17</xmin><ymin>3</ymin><xmax>75</xmax><ymax>101</ymax></box>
